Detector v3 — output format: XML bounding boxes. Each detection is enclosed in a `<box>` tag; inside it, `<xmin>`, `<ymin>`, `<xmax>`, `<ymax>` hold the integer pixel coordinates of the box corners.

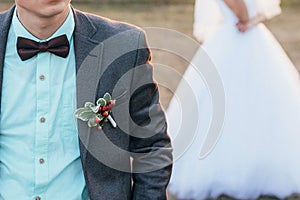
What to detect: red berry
<box><xmin>110</xmin><ymin>100</ymin><xmax>116</xmax><ymax>106</ymax></box>
<box><xmin>97</xmin><ymin>126</ymin><xmax>102</xmax><ymax>131</ymax></box>
<box><xmin>106</xmin><ymin>106</ymin><xmax>111</xmax><ymax>111</ymax></box>
<box><xmin>102</xmin><ymin>106</ymin><xmax>108</xmax><ymax>111</ymax></box>
<box><xmin>102</xmin><ymin>106</ymin><xmax>111</xmax><ymax>111</ymax></box>
<box><xmin>102</xmin><ymin>111</ymin><xmax>109</xmax><ymax>118</ymax></box>
<box><xmin>94</xmin><ymin>116</ymin><xmax>101</xmax><ymax>123</ymax></box>
<box><xmin>98</xmin><ymin>106</ymin><xmax>102</xmax><ymax>113</ymax></box>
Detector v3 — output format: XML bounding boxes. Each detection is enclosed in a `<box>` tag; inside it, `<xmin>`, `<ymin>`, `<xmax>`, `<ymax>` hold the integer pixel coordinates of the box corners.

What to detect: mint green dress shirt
<box><xmin>0</xmin><ymin>7</ymin><xmax>88</xmax><ymax>200</ymax></box>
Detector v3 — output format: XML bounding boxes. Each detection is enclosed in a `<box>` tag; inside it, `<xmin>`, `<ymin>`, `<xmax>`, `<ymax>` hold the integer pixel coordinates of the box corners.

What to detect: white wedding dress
<box><xmin>167</xmin><ymin>0</ymin><xmax>300</xmax><ymax>199</ymax></box>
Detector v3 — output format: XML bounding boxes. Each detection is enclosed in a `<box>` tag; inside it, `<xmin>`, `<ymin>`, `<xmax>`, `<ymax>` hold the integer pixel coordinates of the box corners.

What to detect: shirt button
<box><xmin>39</xmin><ymin>75</ymin><xmax>45</xmax><ymax>81</ymax></box>
<box><xmin>40</xmin><ymin>117</ymin><xmax>46</xmax><ymax>123</ymax></box>
<box><xmin>35</xmin><ymin>196</ymin><xmax>41</xmax><ymax>200</ymax></box>
<box><xmin>39</xmin><ymin>158</ymin><xmax>45</xmax><ymax>164</ymax></box>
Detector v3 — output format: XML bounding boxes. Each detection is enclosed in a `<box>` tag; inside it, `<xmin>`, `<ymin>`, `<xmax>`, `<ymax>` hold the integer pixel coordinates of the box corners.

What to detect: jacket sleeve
<box><xmin>129</xmin><ymin>30</ymin><xmax>173</xmax><ymax>200</ymax></box>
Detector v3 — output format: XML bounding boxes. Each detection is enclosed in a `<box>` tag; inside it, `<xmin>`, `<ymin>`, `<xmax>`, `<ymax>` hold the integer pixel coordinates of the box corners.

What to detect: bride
<box><xmin>167</xmin><ymin>0</ymin><xmax>300</xmax><ymax>199</ymax></box>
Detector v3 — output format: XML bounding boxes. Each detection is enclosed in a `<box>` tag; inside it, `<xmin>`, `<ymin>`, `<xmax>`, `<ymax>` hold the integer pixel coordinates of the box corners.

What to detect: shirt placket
<box><xmin>34</xmin><ymin>52</ymin><xmax>50</xmax><ymax>200</ymax></box>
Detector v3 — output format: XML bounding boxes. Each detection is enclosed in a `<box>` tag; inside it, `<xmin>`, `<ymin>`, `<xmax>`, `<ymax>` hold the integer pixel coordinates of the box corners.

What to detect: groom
<box><xmin>0</xmin><ymin>0</ymin><xmax>172</xmax><ymax>199</ymax></box>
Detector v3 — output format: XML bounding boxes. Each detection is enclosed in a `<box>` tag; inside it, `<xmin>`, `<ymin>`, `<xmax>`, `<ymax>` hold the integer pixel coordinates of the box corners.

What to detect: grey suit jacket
<box><xmin>0</xmin><ymin>6</ymin><xmax>172</xmax><ymax>200</ymax></box>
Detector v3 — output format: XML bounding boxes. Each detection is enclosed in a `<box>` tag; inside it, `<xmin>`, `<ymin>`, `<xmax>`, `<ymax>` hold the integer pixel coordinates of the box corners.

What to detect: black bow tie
<box><xmin>17</xmin><ymin>34</ymin><xmax>70</xmax><ymax>61</ymax></box>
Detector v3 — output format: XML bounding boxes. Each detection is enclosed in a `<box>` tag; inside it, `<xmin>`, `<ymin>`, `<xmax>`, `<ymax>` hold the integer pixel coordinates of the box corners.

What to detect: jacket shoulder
<box><xmin>0</xmin><ymin>5</ymin><xmax>14</xmax><ymax>27</ymax></box>
<box><xmin>0</xmin><ymin>7</ymin><xmax>11</xmax><ymax>16</ymax></box>
<box><xmin>73</xmin><ymin>9</ymin><xmax>144</xmax><ymax>42</ymax></box>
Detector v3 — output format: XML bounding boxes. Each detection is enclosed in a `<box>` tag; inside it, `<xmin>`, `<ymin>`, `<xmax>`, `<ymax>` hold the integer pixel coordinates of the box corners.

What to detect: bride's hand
<box><xmin>236</xmin><ymin>20</ymin><xmax>249</xmax><ymax>32</ymax></box>
<box><xmin>236</xmin><ymin>19</ymin><xmax>255</xmax><ymax>32</ymax></box>
<box><xmin>236</xmin><ymin>13</ymin><xmax>267</xmax><ymax>33</ymax></box>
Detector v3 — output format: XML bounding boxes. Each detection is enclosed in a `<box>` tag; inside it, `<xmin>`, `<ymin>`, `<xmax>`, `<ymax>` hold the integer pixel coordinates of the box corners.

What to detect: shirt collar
<box><xmin>12</xmin><ymin>6</ymin><xmax>75</xmax><ymax>42</ymax></box>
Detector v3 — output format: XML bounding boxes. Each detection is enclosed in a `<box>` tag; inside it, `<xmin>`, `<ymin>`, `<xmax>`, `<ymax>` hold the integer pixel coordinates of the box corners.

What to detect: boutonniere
<box><xmin>75</xmin><ymin>93</ymin><xmax>117</xmax><ymax>131</ymax></box>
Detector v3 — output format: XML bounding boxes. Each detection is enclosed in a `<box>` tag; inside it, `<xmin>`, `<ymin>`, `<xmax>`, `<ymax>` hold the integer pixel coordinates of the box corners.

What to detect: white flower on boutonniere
<box><xmin>75</xmin><ymin>92</ymin><xmax>117</xmax><ymax>131</ymax></box>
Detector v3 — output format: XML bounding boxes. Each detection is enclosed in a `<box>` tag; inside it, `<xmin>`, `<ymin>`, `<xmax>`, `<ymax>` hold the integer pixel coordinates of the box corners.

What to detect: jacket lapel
<box><xmin>72</xmin><ymin>8</ymin><xmax>104</xmax><ymax>106</ymax></box>
<box><xmin>72</xmin><ymin>8</ymin><xmax>104</xmax><ymax>162</ymax></box>
<box><xmin>0</xmin><ymin>6</ymin><xmax>15</xmax><ymax>107</ymax></box>
<box><xmin>75</xmin><ymin>42</ymin><xmax>104</xmax><ymax>155</ymax></box>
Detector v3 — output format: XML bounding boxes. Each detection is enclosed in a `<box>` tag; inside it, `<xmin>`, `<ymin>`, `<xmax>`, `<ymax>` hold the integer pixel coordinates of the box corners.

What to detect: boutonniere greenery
<box><xmin>75</xmin><ymin>92</ymin><xmax>117</xmax><ymax>131</ymax></box>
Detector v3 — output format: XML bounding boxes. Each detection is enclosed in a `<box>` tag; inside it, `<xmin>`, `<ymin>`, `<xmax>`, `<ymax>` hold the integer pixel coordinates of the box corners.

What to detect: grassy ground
<box><xmin>1</xmin><ymin>3</ymin><xmax>300</xmax><ymax>199</ymax></box>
